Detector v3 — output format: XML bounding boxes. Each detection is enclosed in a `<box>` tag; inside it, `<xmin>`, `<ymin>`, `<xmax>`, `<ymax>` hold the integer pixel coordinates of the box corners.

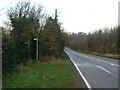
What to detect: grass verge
<box><xmin>3</xmin><ymin>53</ymin><xmax>83</xmax><ymax>88</ymax></box>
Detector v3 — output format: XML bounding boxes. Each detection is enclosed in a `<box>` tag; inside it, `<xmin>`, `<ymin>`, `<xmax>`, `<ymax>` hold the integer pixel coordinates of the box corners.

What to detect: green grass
<box><xmin>3</xmin><ymin>53</ymin><xmax>82</xmax><ymax>88</ymax></box>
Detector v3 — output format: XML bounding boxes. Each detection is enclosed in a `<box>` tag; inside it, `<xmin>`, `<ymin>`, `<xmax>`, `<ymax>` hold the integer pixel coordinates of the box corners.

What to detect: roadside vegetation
<box><xmin>2</xmin><ymin>1</ymin><xmax>66</xmax><ymax>74</ymax></box>
<box><xmin>3</xmin><ymin>53</ymin><xmax>82</xmax><ymax>88</ymax></box>
<box><xmin>65</xmin><ymin>27</ymin><xmax>120</xmax><ymax>60</ymax></box>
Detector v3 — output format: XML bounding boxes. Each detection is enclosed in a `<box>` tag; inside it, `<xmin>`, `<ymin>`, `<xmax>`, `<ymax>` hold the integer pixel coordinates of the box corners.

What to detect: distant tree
<box><xmin>66</xmin><ymin>26</ymin><xmax>119</xmax><ymax>56</ymax></box>
<box><xmin>118</xmin><ymin>26</ymin><xmax>120</xmax><ymax>55</ymax></box>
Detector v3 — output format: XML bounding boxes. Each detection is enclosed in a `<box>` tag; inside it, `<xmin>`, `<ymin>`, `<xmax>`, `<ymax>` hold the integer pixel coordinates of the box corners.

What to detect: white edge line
<box><xmin>64</xmin><ymin>50</ymin><xmax>92</xmax><ymax>90</ymax></box>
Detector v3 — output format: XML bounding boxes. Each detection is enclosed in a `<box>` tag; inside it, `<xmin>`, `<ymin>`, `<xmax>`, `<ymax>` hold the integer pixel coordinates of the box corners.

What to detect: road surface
<box><xmin>64</xmin><ymin>47</ymin><xmax>119</xmax><ymax>89</ymax></box>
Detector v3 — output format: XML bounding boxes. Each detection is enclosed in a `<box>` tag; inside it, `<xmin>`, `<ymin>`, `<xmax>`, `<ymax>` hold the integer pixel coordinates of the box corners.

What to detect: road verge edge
<box><xmin>64</xmin><ymin>49</ymin><xmax>92</xmax><ymax>90</ymax></box>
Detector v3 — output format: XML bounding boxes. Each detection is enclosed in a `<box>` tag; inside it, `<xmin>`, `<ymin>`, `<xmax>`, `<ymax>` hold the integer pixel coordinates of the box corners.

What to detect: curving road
<box><xmin>64</xmin><ymin>47</ymin><xmax>119</xmax><ymax>89</ymax></box>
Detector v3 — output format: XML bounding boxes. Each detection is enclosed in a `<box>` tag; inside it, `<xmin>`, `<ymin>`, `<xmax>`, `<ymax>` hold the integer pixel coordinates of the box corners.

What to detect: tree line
<box><xmin>65</xmin><ymin>27</ymin><xmax>120</xmax><ymax>56</ymax></box>
<box><xmin>2</xmin><ymin>1</ymin><xmax>65</xmax><ymax>73</ymax></box>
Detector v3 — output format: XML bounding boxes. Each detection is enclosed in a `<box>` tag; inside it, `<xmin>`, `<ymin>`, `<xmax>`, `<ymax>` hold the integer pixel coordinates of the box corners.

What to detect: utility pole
<box><xmin>55</xmin><ymin>9</ymin><xmax>58</xmax><ymax>21</ymax></box>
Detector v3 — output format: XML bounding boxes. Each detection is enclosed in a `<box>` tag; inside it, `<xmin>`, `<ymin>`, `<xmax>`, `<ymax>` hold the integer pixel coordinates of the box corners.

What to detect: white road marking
<box><xmin>95</xmin><ymin>59</ymin><xmax>120</xmax><ymax>67</ymax></box>
<box><xmin>78</xmin><ymin>53</ymin><xmax>120</xmax><ymax>67</ymax></box>
<box><xmin>70</xmin><ymin>49</ymin><xmax>120</xmax><ymax>67</ymax></box>
<box><xmin>95</xmin><ymin>65</ymin><xmax>118</xmax><ymax>78</ymax></box>
<box><xmin>64</xmin><ymin>50</ymin><xmax>92</xmax><ymax>90</ymax></box>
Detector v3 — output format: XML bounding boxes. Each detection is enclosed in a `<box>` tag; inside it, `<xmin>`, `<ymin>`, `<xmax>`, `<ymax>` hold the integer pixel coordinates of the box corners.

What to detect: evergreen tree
<box><xmin>39</xmin><ymin>10</ymin><xmax>64</xmax><ymax>57</ymax></box>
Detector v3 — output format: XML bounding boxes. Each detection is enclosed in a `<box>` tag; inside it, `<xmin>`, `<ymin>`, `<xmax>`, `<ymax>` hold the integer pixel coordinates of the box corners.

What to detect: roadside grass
<box><xmin>3</xmin><ymin>53</ymin><xmax>82</xmax><ymax>88</ymax></box>
<box><xmin>76</xmin><ymin>50</ymin><xmax>119</xmax><ymax>60</ymax></box>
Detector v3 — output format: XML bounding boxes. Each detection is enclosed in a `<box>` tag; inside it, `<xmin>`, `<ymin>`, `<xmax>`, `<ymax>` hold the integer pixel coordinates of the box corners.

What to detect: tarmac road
<box><xmin>64</xmin><ymin>47</ymin><xmax>119</xmax><ymax>89</ymax></box>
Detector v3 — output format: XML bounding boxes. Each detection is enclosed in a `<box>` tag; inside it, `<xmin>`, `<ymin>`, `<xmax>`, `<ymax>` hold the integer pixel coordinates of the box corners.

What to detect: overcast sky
<box><xmin>0</xmin><ymin>0</ymin><xmax>119</xmax><ymax>33</ymax></box>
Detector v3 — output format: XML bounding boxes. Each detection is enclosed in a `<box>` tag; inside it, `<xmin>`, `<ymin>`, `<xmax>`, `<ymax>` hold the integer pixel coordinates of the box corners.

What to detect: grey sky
<box><xmin>0</xmin><ymin>0</ymin><xmax>119</xmax><ymax>33</ymax></box>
